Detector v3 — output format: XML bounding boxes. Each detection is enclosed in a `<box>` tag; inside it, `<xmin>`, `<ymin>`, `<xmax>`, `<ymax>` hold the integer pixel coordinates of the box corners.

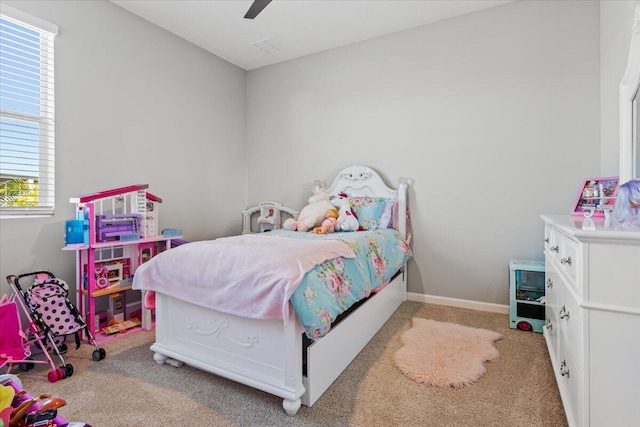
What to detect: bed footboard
<box><xmin>150</xmin><ymin>267</ymin><xmax>406</xmax><ymax>415</ymax></box>
<box><xmin>151</xmin><ymin>293</ymin><xmax>305</xmax><ymax>415</ymax></box>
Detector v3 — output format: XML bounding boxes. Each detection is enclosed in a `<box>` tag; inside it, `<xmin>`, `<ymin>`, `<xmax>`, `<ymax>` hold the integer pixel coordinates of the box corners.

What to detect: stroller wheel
<box><xmin>92</xmin><ymin>349</ymin><xmax>101</xmax><ymax>361</ymax></box>
<box><xmin>56</xmin><ymin>367</ymin><xmax>66</xmax><ymax>379</ymax></box>
<box><xmin>19</xmin><ymin>357</ymin><xmax>34</xmax><ymax>371</ymax></box>
<box><xmin>65</xmin><ymin>364</ymin><xmax>74</xmax><ymax>377</ymax></box>
<box><xmin>47</xmin><ymin>369</ymin><xmax>60</xmax><ymax>383</ymax></box>
<box><xmin>99</xmin><ymin>348</ymin><xmax>106</xmax><ymax>360</ymax></box>
<box><xmin>18</xmin><ymin>363</ymin><xmax>28</xmax><ymax>371</ymax></box>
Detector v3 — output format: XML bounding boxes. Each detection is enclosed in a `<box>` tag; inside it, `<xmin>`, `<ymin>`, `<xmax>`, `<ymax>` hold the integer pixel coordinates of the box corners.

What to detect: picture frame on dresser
<box><xmin>571</xmin><ymin>177</ymin><xmax>619</xmax><ymax>217</ymax></box>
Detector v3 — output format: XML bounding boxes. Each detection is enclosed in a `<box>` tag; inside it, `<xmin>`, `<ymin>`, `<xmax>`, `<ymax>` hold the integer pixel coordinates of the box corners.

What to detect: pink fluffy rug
<box><xmin>393</xmin><ymin>318</ymin><xmax>503</xmax><ymax>388</ymax></box>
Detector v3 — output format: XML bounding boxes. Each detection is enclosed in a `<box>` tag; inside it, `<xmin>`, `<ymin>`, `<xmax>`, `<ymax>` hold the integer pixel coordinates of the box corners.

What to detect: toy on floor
<box><xmin>101</xmin><ymin>317</ymin><xmax>142</xmax><ymax>335</ymax></box>
<box><xmin>4</xmin><ymin>271</ymin><xmax>106</xmax><ymax>384</ymax></box>
<box><xmin>1</xmin><ymin>380</ymin><xmax>14</xmax><ymax>427</ymax></box>
<box><xmin>332</xmin><ymin>193</ymin><xmax>360</xmax><ymax>232</ymax></box>
<box><xmin>0</xmin><ymin>290</ymin><xmax>67</xmax><ymax>384</ymax></box>
<box><xmin>0</xmin><ymin>374</ymin><xmax>91</xmax><ymax>427</ymax></box>
<box><xmin>312</xmin><ymin>209</ymin><xmax>339</xmax><ymax>234</ymax></box>
<box><xmin>283</xmin><ymin>183</ymin><xmax>334</xmax><ymax>232</ymax></box>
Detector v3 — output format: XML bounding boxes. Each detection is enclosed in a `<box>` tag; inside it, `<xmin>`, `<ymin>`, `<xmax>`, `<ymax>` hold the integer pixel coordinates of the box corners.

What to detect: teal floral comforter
<box><xmin>271</xmin><ymin>229</ymin><xmax>412</xmax><ymax>340</ymax></box>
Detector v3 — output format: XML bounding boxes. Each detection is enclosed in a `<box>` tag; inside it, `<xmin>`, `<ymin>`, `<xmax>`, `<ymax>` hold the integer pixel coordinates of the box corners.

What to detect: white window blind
<box><xmin>0</xmin><ymin>5</ymin><xmax>58</xmax><ymax>217</ymax></box>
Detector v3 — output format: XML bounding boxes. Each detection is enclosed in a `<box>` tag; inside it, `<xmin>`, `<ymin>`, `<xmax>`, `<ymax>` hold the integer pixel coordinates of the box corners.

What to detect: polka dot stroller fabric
<box><xmin>27</xmin><ymin>276</ymin><xmax>85</xmax><ymax>348</ymax></box>
<box><xmin>6</xmin><ymin>271</ymin><xmax>106</xmax><ymax>382</ymax></box>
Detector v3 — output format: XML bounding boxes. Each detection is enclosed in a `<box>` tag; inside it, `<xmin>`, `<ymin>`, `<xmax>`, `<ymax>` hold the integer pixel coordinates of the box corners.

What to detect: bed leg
<box><xmin>153</xmin><ymin>352</ymin><xmax>168</xmax><ymax>365</ymax></box>
<box><xmin>166</xmin><ymin>358</ymin><xmax>184</xmax><ymax>368</ymax></box>
<box><xmin>282</xmin><ymin>398</ymin><xmax>301</xmax><ymax>416</ymax></box>
<box><xmin>153</xmin><ymin>351</ymin><xmax>184</xmax><ymax>368</ymax></box>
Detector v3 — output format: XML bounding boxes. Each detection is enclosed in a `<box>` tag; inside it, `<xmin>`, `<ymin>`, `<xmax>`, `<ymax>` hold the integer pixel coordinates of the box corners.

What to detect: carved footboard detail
<box><xmin>186</xmin><ymin>316</ymin><xmax>228</xmax><ymax>337</ymax></box>
<box><xmin>152</xmin><ymin>293</ymin><xmax>305</xmax><ymax>415</ymax></box>
<box><xmin>185</xmin><ymin>316</ymin><xmax>263</xmax><ymax>350</ymax></box>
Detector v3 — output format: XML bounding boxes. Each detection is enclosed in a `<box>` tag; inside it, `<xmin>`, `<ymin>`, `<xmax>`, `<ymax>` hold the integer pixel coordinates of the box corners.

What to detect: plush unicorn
<box><xmin>283</xmin><ymin>185</ymin><xmax>334</xmax><ymax>232</ymax></box>
<box><xmin>332</xmin><ymin>193</ymin><xmax>360</xmax><ymax>232</ymax></box>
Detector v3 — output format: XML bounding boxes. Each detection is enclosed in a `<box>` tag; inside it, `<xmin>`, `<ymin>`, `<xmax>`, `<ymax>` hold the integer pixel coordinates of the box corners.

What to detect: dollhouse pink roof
<box><xmin>77</xmin><ymin>184</ymin><xmax>162</xmax><ymax>203</ymax></box>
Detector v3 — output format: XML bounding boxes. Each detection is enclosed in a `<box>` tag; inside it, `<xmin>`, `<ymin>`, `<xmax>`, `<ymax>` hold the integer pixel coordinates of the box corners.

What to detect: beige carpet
<box><xmin>394</xmin><ymin>318</ymin><xmax>503</xmax><ymax>388</ymax></box>
<box><xmin>8</xmin><ymin>302</ymin><xmax>568</xmax><ymax>427</ymax></box>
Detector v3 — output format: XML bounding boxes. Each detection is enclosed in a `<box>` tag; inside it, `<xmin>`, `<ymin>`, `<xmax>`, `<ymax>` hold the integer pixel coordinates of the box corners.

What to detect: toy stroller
<box><xmin>4</xmin><ymin>271</ymin><xmax>106</xmax><ymax>382</ymax></box>
<box><xmin>0</xmin><ymin>292</ymin><xmax>65</xmax><ymax>383</ymax></box>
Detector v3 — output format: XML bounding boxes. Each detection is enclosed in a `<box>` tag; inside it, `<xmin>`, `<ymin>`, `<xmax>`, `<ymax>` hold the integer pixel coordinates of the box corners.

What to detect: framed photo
<box><xmin>571</xmin><ymin>177</ymin><xmax>620</xmax><ymax>217</ymax></box>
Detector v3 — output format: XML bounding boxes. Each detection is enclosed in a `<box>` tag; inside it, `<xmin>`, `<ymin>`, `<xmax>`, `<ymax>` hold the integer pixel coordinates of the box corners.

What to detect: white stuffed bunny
<box><xmin>283</xmin><ymin>186</ymin><xmax>334</xmax><ymax>232</ymax></box>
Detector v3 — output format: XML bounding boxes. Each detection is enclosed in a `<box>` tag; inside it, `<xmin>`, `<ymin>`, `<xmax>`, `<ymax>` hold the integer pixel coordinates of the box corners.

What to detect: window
<box><xmin>0</xmin><ymin>5</ymin><xmax>57</xmax><ymax>217</ymax></box>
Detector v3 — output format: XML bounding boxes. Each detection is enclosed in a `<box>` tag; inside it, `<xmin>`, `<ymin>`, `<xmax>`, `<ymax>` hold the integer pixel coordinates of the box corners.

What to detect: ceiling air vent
<box><xmin>252</xmin><ymin>36</ymin><xmax>291</xmax><ymax>56</ymax></box>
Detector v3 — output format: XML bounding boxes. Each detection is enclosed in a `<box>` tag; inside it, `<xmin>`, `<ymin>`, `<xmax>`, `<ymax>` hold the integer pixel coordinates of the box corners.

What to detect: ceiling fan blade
<box><xmin>244</xmin><ymin>0</ymin><xmax>272</xmax><ymax>19</ymax></box>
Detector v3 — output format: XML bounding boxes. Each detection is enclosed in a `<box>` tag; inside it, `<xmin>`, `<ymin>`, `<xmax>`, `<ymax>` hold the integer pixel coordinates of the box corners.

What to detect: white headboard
<box><xmin>325</xmin><ymin>165</ymin><xmax>409</xmax><ymax>238</ymax></box>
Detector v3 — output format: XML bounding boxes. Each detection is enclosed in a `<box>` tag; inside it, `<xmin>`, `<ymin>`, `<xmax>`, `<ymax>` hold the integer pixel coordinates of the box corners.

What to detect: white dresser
<box><xmin>541</xmin><ymin>215</ymin><xmax>640</xmax><ymax>427</ymax></box>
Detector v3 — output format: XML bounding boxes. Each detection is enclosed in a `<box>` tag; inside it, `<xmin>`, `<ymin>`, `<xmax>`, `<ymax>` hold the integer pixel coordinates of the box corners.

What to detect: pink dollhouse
<box><xmin>63</xmin><ymin>184</ymin><xmax>180</xmax><ymax>342</ymax></box>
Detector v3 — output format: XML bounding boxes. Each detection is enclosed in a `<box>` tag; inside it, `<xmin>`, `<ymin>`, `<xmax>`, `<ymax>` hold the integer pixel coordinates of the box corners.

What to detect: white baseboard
<box><xmin>407</xmin><ymin>292</ymin><xmax>509</xmax><ymax>314</ymax></box>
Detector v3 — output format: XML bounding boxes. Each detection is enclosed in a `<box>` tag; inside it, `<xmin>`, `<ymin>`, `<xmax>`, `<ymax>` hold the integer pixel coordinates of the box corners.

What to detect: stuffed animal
<box><xmin>0</xmin><ymin>384</ymin><xmax>14</xmax><ymax>426</ymax></box>
<box><xmin>283</xmin><ymin>186</ymin><xmax>334</xmax><ymax>232</ymax></box>
<box><xmin>612</xmin><ymin>179</ymin><xmax>640</xmax><ymax>226</ymax></box>
<box><xmin>332</xmin><ymin>193</ymin><xmax>360</xmax><ymax>232</ymax></box>
<box><xmin>312</xmin><ymin>209</ymin><xmax>339</xmax><ymax>234</ymax></box>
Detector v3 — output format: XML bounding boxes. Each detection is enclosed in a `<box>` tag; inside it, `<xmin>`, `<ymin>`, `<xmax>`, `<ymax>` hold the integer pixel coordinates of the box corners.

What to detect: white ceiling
<box><xmin>111</xmin><ymin>0</ymin><xmax>513</xmax><ymax>71</ymax></box>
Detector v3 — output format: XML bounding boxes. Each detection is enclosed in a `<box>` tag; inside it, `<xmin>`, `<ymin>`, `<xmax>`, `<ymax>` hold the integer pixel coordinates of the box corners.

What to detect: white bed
<box><xmin>147</xmin><ymin>165</ymin><xmax>410</xmax><ymax>415</ymax></box>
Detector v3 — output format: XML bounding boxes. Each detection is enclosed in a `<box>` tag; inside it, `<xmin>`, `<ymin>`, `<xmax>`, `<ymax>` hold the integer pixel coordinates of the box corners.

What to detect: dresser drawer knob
<box><xmin>546</xmin><ymin>278</ymin><xmax>553</xmax><ymax>288</ymax></box>
<box><xmin>550</xmin><ymin>245</ymin><xmax>559</xmax><ymax>253</ymax></box>
<box><xmin>560</xmin><ymin>256</ymin><xmax>572</xmax><ymax>266</ymax></box>
<box><xmin>559</xmin><ymin>305</ymin><xmax>570</xmax><ymax>320</ymax></box>
<box><xmin>560</xmin><ymin>360</ymin><xmax>570</xmax><ymax>378</ymax></box>
<box><xmin>544</xmin><ymin>237</ymin><xmax>549</xmax><ymax>244</ymax></box>
<box><xmin>544</xmin><ymin>319</ymin><xmax>553</xmax><ymax>331</ymax></box>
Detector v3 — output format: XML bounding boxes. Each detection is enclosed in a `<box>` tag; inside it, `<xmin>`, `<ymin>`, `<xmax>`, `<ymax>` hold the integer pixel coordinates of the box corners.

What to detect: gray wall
<box><xmin>246</xmin><ymin>0</ymin><xmax>601</xmax><ymax>305</ymax></box>
<box><xmin>601</xmin><ymin>0</ymin><xmax>640</xmax><ymax>176</ymax></box>
<box><xmin>0</xmin><ymin>0</ymin><xmax>247</xmax><ymax>296</ymax></box>
<box><xmin>0</xmin><ymin>0</ymin><xmax>634</xmax><ymax>308</ymax></box>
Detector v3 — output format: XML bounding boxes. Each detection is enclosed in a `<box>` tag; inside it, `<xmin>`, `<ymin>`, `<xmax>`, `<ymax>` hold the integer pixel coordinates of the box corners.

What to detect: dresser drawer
<box><xmin>559</xmin><ymin>236</ymin><xmax>579</xmax><ymax>289</ymax></box>
<box><xmin>544</xmin><ymin>225</ymin><xmax>581</xmax><ymax>288</ymax></box>
<box><xmin>557</xmin><ymin>281</ymin><xmax>581</xmax><ymax>363</ymax></box>
<box><xmin>544</xmin><ymin>260</ymin><xmax>560</xmax><ymax>352</ymax></box>
<box><xmin>544</xmin><ymin>226</ymin><xmax>561</xmax><ymax>260</ymax></box>
<box><xmin>546</xmin><ymin>230</ymin><xmax>582</xmax><ymax>294</ymax></box>
<box><xmin>557</xmin><ymin>339</ymin><xmax>581</xmax><ymax>427</ymax></box>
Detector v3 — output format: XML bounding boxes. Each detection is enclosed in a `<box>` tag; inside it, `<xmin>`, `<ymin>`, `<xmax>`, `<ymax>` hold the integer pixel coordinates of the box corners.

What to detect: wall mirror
<box><xmin>620</xmin><ymin>5</ymin><xmax>640</xmax><ymax>183</ymax></box>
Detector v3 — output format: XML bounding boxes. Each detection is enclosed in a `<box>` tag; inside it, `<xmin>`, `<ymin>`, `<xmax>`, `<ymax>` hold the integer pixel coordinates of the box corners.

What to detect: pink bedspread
<box><xmin>132</xmin><ymin>233</ymin><xmax>355</xmax><ymax>323</ymax></box>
